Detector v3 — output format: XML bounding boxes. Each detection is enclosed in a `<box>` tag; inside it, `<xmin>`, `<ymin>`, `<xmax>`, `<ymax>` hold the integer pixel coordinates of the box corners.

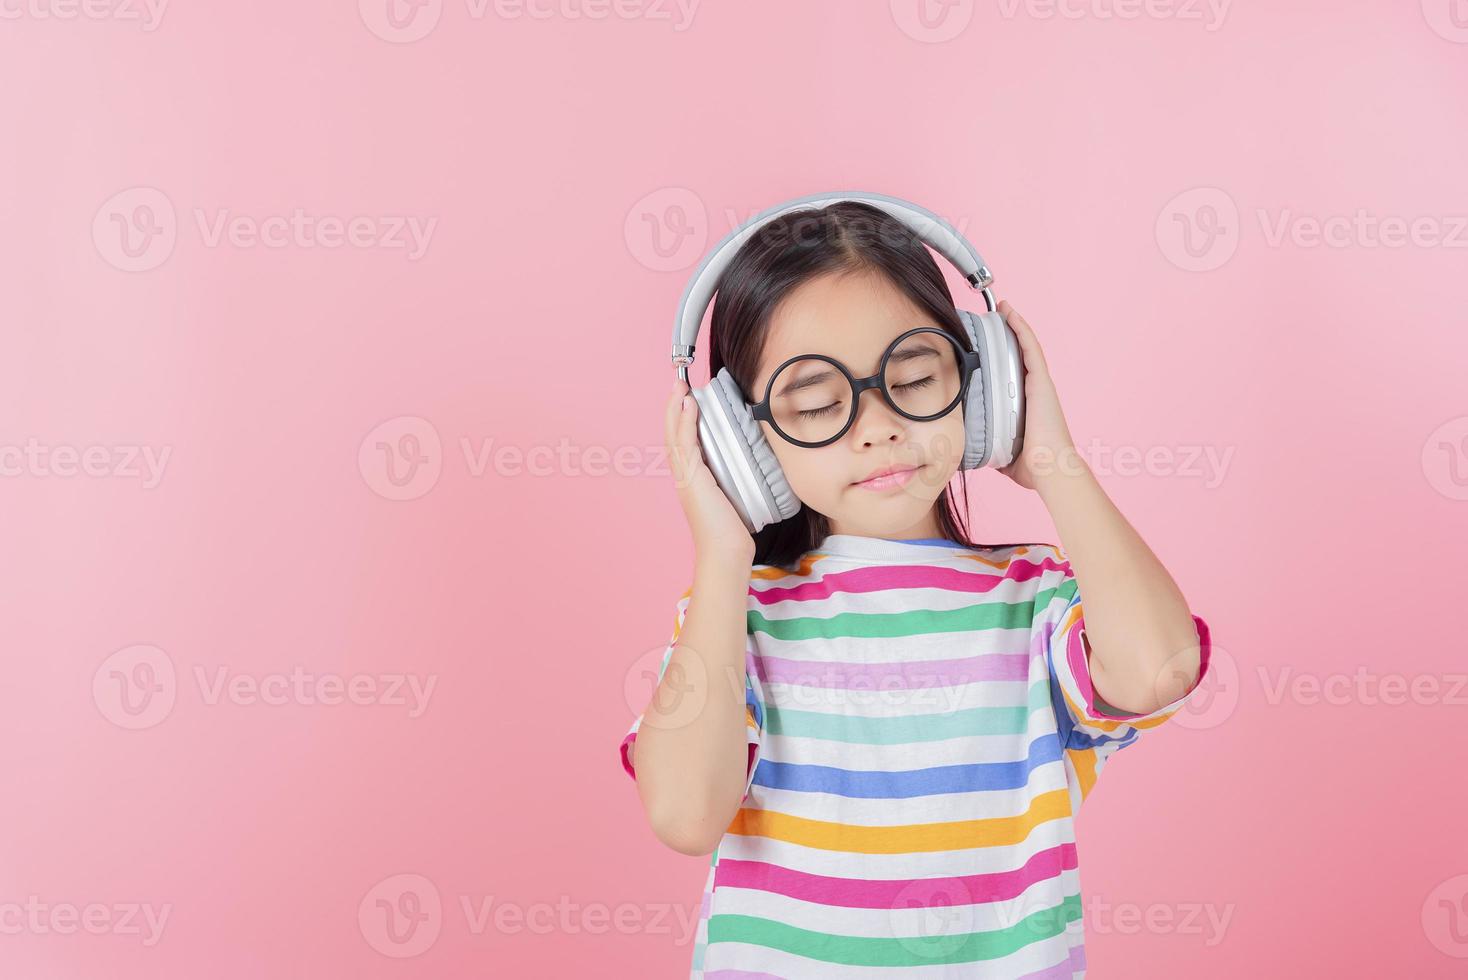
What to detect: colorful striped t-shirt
<box><xmin>619</xmin><ymin>533</ymin><xmax>1213</xmax><ymax>978</ymax></box>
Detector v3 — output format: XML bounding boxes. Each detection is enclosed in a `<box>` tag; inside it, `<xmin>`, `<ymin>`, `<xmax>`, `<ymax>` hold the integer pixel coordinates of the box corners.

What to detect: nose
<box><xmin>850</xmin><ymin>386</ymin><xmax>908</xmax><ymax>448</ymax></box>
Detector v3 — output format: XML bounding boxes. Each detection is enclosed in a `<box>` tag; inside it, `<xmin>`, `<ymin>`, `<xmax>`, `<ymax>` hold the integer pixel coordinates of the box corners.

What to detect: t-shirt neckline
<box><xmin>813</xmin><ymin>533</ymin><xmax>982</xmax><ymax>563</ymax></box>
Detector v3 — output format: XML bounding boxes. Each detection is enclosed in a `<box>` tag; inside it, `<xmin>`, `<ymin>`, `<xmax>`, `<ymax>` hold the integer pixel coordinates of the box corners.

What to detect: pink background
<box><xmin>2</xmin><ymin>1</ymin><xmax>1466</xmax><ymax>976</ymax></box>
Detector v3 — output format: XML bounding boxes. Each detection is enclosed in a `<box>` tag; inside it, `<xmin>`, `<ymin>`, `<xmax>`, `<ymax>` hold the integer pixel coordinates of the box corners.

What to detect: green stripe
<box><xmin>707</xmin><ymin>894</ymin><xmax>1081</xmax><ymax>967</ymax></box>
<box><xmin>749</xmin><ymin>599</ymin><xmax>1036</xmax><ymax>641</ymax></box>
<box><xmin>763</xmin><ymin>680</ymin><xmax>1053</xmax><ymax>743</ymax></box>
<box><xmin>1044</xmin><ymin>578</ymin><xmax>1078</xmax><ymax>607</ymax></box>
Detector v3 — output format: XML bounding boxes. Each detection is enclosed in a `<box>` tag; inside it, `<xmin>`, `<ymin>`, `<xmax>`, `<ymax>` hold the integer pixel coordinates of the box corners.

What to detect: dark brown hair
<box><xmin>707</xmin><ymin>200</ymin><xmax>1029</xmax><ymax>569</ymax></box>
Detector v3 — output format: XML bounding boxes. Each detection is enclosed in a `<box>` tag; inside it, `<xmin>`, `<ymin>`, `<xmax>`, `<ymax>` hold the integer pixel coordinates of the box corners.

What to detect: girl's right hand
<box><xmin>665</xmin><ymin>378</ymin><xmax>757</xmax><ymax>564</ymax></box>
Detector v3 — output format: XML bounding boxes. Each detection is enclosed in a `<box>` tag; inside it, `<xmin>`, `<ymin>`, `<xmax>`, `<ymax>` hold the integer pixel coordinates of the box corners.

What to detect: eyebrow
<box><xmin>771</xmin><ymin>341</ymin><xmax>942</xmax><ymax>398</ymax></box>
<box><xmin>775</xmin><ymin>368</ymin><xmax>838</xmax><ymax>399</ymax></box>
<box><xmin>888</xmin><ymin>343</ymin><xmax>940</xmax><ymax>365</ymax></box>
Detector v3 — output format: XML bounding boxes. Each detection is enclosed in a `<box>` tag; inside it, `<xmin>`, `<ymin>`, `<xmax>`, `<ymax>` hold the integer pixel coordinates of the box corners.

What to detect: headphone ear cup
<box><xmin>692</xmin><ymin>369</ymin><xmax>801</xmax><ymax>534</ymax></box>
<box><xmin>957</xmin><ymin>310</ymin><xmax>992</xmax><ymax>470</ymax></box>
<box><xmin>958</xmin><ymin>309</ymin><xmax>1026</xmax><ymax>470</ymax></box>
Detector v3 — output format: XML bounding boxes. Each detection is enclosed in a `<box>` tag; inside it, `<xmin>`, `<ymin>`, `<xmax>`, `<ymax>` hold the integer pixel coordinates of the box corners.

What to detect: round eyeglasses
<box><xmin>748</xmin><ymin>327</ymin><xmax>981</xmax><ymax>448</ymax></box>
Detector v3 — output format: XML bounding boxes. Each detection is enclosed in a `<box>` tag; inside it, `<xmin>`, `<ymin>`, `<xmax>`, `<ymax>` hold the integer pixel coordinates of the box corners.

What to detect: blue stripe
<box><xmin>750</xmin><ymin>734</ymin><xmax>1063</xmax><ymax>798</ymax></box>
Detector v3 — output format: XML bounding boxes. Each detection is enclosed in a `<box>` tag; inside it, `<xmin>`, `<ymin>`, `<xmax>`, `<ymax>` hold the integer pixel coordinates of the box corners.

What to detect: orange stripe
<box><xmin>1067</xmin><ymin>748</ymin><xmax>1098</xmax><ymax>803</ymax></box>
<box><xmin>727</xmin><ymin>788</ymin><xmax>1073</xmax><ymax>854</ymax></box>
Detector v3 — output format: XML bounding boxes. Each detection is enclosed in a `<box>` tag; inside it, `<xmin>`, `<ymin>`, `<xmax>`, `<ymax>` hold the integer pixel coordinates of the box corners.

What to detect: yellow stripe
<box><xmin>1067</xmin><ymin>748</ymin><xmax>1098</xmax><ymax>803</ymax></box>
<box><xmin>727</xmin><ymin>788</ymin><xmax>1073</xmax><ymax>854</ymax></box>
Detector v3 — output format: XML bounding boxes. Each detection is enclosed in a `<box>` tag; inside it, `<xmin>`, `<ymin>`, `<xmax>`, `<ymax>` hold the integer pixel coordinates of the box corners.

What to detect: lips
<box><xmin>852</xmin><ymin>464</ymin><xmax>922</xmax><ymax>487</ymax></box>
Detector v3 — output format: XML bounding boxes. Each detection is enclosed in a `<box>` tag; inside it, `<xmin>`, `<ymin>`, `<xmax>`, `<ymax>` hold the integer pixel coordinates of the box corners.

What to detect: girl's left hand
<box><xmin>994</xmin><ymin>300</ymin><xmax>1081</xmax><ymax>493</ymax></box>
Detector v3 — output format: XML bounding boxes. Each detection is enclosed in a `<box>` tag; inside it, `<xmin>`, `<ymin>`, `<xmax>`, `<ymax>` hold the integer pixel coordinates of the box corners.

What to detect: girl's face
<box><xmin>749</xmin><ymin>268</ymin><xmax>966</xmax><ymax>540</ymax></box>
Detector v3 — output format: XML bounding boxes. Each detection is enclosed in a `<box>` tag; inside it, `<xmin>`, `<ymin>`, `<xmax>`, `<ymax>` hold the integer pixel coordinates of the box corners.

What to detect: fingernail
<box><xmin>682</xmin><ymin>395</ymin><xmax>691</xmax><ymax>412</ymax></box>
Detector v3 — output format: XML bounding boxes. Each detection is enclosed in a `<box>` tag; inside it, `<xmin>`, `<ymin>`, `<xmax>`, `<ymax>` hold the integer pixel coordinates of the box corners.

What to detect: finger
<box><xmin>665</xmin><ymin>380</ymin><xmax>690</xmax><ymax>486</ymax></box>
<box><xmin>998</xmin><ymin>301</ymin><xmax>1048</xmax><ymax>373</ymax></box>
<box><xmin>675</xmin><ymin>388</ymin><xmax>699</xmax><ymax>490</ymax></box>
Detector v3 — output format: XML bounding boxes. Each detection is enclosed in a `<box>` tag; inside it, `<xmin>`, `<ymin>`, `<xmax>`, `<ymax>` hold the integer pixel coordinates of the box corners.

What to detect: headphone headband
<box><xmin>670</xmin><ymin>190</ymin><xmax>996</xmax><ymax>381</ymax></box>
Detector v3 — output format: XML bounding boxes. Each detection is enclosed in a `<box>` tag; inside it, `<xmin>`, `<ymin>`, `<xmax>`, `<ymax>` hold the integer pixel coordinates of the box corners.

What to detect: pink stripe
<box><xmin>752</xmin><ymin>556</ymin><xmax>1069</xmax><ymax>605</ymax></box>
<box><xmin>754</xmin><ymin>652</ymin><xmax>1030</xmax><ymax>689</ymax></box>
<box><xmin>712</xmin><ymin>843</ymin><xmax>1078</xmax><ymax>908</ymax></box>
<box><xmin>619</xmin><ymin>731</ymin><xmax>635</xmax><ymax>778</ymax></box>
<box><xmin>1015</xmin><ymin>945</ymin><xmax>1085</xmax><ymax>980</ymax></box>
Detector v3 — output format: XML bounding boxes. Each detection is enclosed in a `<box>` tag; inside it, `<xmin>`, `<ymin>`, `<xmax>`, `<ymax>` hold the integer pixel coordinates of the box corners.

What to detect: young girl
<box><xmin>618</xmin><ymin>200</ymin><xmax>1212</xmax><ymax>978</ymax></box>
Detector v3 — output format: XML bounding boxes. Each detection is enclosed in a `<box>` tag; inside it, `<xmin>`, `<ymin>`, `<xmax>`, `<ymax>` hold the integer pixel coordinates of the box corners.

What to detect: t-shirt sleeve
<box><xmin>1035</xmin><ymin>545</ymin><xmax>1213</xmax><ymax>755</ymax></box>
<box><xmin>618</xmin><ymin>587</ymin><xmax>764</xmax><ymax>803</ymax></box>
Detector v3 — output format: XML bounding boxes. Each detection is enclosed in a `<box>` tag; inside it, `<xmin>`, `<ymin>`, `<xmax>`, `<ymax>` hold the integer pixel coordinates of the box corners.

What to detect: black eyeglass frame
<box><xmin>748</xmin><ymin>326</ymin><xmax>982</xmax><ymax>449</ymax></box>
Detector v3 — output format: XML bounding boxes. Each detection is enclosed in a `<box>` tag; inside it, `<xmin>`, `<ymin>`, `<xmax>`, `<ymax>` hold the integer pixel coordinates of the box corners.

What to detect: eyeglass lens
<box><xmin>767</xmin><ymin>330</ymin><xmax>963</xmax><ymax>444</ymax></box>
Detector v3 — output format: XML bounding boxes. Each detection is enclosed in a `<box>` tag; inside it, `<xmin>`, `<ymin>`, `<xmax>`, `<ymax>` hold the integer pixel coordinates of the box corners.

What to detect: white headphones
<box><xmin>671</xmin><ymin>190</ymin><xmax>1026</xmax><ymax>534</ymax></box>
